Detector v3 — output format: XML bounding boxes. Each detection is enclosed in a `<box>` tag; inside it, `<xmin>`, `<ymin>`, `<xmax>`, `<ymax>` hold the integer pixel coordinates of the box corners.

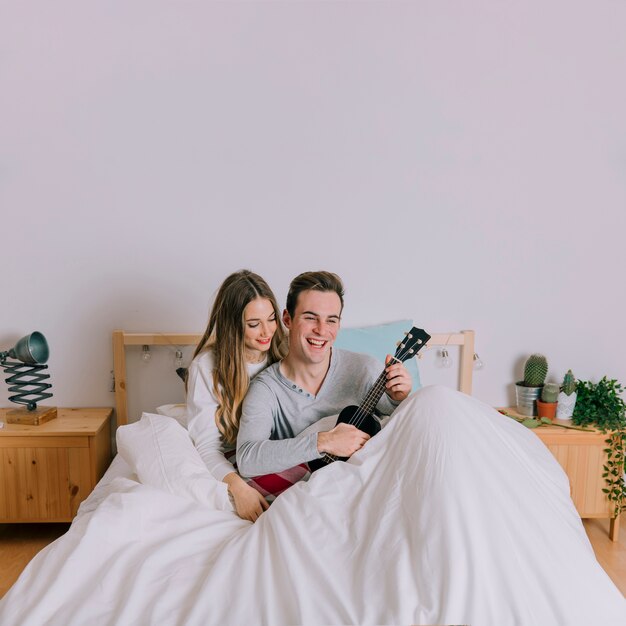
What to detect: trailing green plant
<box><xmin>499</xmin><ymin>410</ymin><xmax>592</xmax><ymax>432</ymax></box>
<box><xmin>561</xmin><ymin>369</ymin><xmax>577</xmax><ymax>396</ymax></box>
<box><xmin>573</xmin><ymin>376</ymin><xmax>626</xmax><ymax>517</ymax></box>
<box><xmin>541</xmin><ymin>383</ymin><xmax>559</xmax><ymax>403</ymax></box>
<box><xmin>523</xmin><ymin>354</ymin><xmax>548</xmax><ymax>387</ymax></box>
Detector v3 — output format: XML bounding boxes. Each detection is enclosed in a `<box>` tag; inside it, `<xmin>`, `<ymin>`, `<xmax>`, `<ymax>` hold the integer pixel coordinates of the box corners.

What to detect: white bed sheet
<box><xmin>1</xmin><ymin>386</ymin><xmax>624</xmax><ymax>625</ymax></box>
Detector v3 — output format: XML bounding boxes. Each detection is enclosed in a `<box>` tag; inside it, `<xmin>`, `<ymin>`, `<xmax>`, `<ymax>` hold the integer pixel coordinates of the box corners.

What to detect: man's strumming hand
<box><xmin>317</xmin><ymin>423</ymin><xmax>370</xmax><ymax>457</ymax></box>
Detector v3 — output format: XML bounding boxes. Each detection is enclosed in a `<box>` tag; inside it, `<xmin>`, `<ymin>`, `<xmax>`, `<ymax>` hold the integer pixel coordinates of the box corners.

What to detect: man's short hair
<box><xmin>286</xmin><ymin>271</ymin><xmax>345</xmax><ymax>317</ymax></box>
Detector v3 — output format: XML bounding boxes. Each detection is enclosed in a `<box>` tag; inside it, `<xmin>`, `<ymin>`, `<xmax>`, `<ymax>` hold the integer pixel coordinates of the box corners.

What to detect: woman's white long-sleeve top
<box><xmin>185</xmin><ymin>349</ymin><xmax>267</xmax><ymax>482</ymax></box>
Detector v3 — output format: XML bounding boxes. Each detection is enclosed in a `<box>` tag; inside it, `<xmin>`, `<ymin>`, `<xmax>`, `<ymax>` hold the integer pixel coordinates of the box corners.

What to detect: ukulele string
<box><xmin>326</xmin><ymin>357</ymin><xmax>405</xmax><ymax>463</ymax></box>
<box><xmin>350</xmin><ymin>371</ymin><xmax>389</xmax><ymax>430</ymax></box>
<box><xmin>349</xmin><ymin>353</ymin><xmax>409</xmax><ymax>431</ymax></box>
<box><xmin>350</xmin><ymin>343</ymin><xmax>415</xmax><ymax>431</ymax></box>
<box><xmin>330</xmin><ymin>352</ymin><xmax>408</xmax><ymax>462</ymax></box>
<box><xmin>351</xmin><ymin>369</ymin><xmax>394</xmax><ymax>430</ymax></box>
<box><xmin>349</xmin><ymin>331</ymin><xmax>427</xmax><ymax>431</ymax></box>
<box><xmin>323</xmin><ymin>330</ymin><xmax>426</xmax><ymax>464</ymax></box>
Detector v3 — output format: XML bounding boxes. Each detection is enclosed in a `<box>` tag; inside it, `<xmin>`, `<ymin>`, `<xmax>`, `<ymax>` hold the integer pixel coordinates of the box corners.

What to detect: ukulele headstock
<box><xmin>394</xmin><ymin>327</ymin><xmax>431</xmax><ymax>363</ymax></box>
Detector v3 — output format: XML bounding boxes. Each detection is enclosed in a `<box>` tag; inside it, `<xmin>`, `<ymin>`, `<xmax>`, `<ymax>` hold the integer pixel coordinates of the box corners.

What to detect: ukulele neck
<box><xmin>356</xmin><ymin>357</ymin><xmax>401</xmax><ymax>419</ymax></box>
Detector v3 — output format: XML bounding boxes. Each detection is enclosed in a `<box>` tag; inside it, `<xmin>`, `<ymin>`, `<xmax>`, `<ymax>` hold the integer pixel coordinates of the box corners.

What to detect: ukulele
<box><xmin>308</xmin><ymin>326</ymin><xmax>431</xmax><ymax>472</ymax></box>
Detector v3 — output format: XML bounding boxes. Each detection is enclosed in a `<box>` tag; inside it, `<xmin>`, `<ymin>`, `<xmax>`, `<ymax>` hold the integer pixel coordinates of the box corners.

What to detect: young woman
<box><xmin>186</xmin><ymin>270</ymin><xmax>286</xmax><ymax>522</ymax></box>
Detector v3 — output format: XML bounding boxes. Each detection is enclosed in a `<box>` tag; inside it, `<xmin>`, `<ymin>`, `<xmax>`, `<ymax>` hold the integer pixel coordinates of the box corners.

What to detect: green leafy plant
<box><xmin>541</xmin><ymin>383</ymin><xmax>559</xmax><ymax>403</ymax></box>
<box><xmin>523</xmin><ymin>354</ymin><xmax>548</xmax><ymax>387</ymax></box>
<box><xmin>573</xmin><ymin>377</ymin><xmax>626</xmax><ymax>516</ymax></box>
<box><xmin>561</xmin><ymin>369</ymin><xmax>577</xmax><ymax>396</ymax></box>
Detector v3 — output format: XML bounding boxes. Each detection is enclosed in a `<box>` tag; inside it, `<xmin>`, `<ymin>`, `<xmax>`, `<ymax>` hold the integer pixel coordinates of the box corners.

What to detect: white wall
<box><xmin>2</xmin><ymin>1</ymin><xmax>625</xmax><ymax>417</ymax></box>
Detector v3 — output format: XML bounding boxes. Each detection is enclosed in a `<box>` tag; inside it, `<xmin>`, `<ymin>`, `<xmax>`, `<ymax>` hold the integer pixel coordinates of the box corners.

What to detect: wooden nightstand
<box><xmin>0</xmin><ymin>408</ymin><xmax>112</xmax><ymax>523</ymax></box>
<box><xmin>501</xmin><ymin>407</ymin><xmax>620</xmax><ymax>541</ymax></box>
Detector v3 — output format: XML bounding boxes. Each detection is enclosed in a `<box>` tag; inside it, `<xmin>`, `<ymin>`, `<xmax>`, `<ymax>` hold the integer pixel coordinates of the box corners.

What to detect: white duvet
<box><xmin>1</xmin><ymin>386</ymin><xmax>624</xmax><ymax>625</ymax></box>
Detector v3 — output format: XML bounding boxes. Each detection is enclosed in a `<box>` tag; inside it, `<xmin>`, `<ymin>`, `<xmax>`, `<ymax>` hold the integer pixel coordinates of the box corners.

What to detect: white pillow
<box><xmin>156</xmin><ymin>403</ymin><xmax>188</xmax><ymax>428</ymax></box>
<box><xmin>116</xmin><ymin>412</ymin><xmax>232</xmax><ymax>511</ymax></box>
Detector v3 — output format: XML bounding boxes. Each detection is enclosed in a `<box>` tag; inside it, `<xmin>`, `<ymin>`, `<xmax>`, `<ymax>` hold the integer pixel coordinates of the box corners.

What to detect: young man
<box><xmin>236</xmin><ymin>271</ymin><xmax>412</xmax><ymax>478</ymax></box>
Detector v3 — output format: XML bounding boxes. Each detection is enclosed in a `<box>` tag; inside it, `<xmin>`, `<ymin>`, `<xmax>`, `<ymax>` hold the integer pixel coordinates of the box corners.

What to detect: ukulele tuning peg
<box><xmin>409</xmin><ymin>349</ymin><xmax>414</xmax><ymax>354</ymax></box>
<box><xmin>417</xmin><ymin>339</ymin><xmax>423</xmax><ymax>344</ymax></box>
<box><xmin>396</xmin><ymin>341</ymin><xmax>401</xmax><ymax>347</ymax></box>
<box><xmin>408</xmin><ymin>333</ymin><xmax>413</xmax><ymax>339</ymax></box>
<box><xmin>400</xmin><ymin>343</ymin><xmax>405</xmax><ymax>349</ymax></box>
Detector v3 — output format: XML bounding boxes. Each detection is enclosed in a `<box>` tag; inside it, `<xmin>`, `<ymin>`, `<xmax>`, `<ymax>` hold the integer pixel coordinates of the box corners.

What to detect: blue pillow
<box><xmin>334</xmin><ymin>319</ymin><xmax>422</xmax><ymax>391</ymax></box>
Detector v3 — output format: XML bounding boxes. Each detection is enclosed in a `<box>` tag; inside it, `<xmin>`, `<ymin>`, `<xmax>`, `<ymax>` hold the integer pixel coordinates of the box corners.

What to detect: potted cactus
<box><xmin>556</xmin><ymin>369</ymin><xmax>577</xmax><ymax>419</ymax></box>
<box><xmin>515</xmin><ymin>354</ymin><xmax>548</xmax><ymax>416</ymax></box>
<box><xmin>537</xmin><ymin>383</ymin><xmax>559</xmax><ymax>419</ymax></box>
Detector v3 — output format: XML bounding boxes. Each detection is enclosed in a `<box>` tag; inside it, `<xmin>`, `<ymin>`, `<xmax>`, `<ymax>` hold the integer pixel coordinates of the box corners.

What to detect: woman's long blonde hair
<box><xmin>192</xmin><ymin>270</ymin><xmax>286</xmax><ymax>445</ymax></box>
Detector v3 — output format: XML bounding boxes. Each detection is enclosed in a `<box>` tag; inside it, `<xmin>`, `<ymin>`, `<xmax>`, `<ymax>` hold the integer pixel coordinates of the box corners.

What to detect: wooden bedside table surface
<box><xmin>0</xmin><ymin>408</ymin><xmax>112</xmax><ymax>436</ymax></box>
<box><xmin>499</xmin><ymin>407</ymin><xmax>608</xmax><ymax>445</ymax></box>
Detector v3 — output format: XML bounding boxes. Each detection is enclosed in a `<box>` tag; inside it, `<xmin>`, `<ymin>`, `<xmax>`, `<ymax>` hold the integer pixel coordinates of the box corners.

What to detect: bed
<box><xmin>0</xmin><ymin>326</ymin><xmax>624</xmax><ymax>625</ymax></box>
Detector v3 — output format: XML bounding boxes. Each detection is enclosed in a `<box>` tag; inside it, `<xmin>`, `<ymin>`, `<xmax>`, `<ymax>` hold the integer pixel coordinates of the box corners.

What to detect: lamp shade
<box><xmin>7</xmin><ymin>332</ymin><xmax>50</xmax><ymax>365</ymax></box>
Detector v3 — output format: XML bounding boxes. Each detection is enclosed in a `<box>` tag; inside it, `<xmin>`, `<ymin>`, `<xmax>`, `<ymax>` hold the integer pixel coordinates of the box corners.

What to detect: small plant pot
<box><xmin>536</xmin><ymin>399</ymin><xmax>557</xmax><ymax>420</ymax></box>
<box><xmin>556</xmin><ymin>391</ymin><xmax>577</xmax><ymax>420</ymax></box>
<box><xmin>515</xmin><ymin>382</ymin><xmax>543</xmax><ymax>416</ymax></box>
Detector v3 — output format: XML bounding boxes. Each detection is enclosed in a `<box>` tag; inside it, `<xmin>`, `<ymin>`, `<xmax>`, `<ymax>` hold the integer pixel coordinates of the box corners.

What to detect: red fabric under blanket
<box><xmin>225</xmin><ymin>450</ymin><xmax>310</xmax><ymax>502</ymax></box>
<box><xmin>245</xmin><ymin>463</ymin><xmax>310</xmax><ymax>501</ymax></box>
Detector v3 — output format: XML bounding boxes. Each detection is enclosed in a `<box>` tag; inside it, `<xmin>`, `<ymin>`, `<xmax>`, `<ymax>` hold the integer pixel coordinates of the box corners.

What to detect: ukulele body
<box><xmin>308</xmin><ymin>405</ymin><xmax>382</xmax><ymax>472</ymax></box>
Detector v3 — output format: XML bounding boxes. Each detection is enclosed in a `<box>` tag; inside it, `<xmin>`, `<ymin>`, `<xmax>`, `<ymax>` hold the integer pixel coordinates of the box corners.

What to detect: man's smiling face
<box><xmin>283</xmin><ymin>290</ymin><xmax>342</xmax><ymax>366</ymax></box>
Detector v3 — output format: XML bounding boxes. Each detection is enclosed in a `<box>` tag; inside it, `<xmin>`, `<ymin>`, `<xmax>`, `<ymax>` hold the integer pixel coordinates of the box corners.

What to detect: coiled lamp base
<box><xmin>1</xmin><ymin>360</ymin><xmax>53</xmax><ymax>411</ymax></box>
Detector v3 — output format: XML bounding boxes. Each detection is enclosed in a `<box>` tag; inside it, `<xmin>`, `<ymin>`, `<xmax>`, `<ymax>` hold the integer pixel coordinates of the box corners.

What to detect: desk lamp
<box><xmin>0</xmin><ymin>331</ymin><xmax>56</xmax><ymax>425</ymax></box>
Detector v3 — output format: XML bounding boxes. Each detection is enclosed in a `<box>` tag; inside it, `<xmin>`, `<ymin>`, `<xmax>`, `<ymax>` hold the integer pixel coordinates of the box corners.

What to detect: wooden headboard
<box><xmin>112</xmin><ymin>329</ymin><xmax>475</xmax><ymax>428</ymax></box>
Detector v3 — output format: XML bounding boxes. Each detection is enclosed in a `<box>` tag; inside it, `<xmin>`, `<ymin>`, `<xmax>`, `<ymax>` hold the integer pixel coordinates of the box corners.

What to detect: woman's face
<box><xmin>243</xmin><ymin>297</ymin><xmax>278</xmax><ymax>362</ymax></box>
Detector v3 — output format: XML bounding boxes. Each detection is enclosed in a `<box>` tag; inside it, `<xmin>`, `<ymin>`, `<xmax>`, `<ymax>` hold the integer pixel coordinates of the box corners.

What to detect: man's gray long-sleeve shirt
<box><xmin>236</xmin><ymin>348</ymin><xmax>399</xmax><ymax>477</ymax></box>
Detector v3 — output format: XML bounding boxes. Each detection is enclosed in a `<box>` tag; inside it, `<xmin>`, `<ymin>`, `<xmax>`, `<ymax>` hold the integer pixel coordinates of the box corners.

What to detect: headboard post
<box><xmin>459</xmin><ymin>329</ymin><xmax>475</xmax><ymax>395</ymax></box>
<box><xmin>112</xmin><ymin>330</ymin><xmax>129</xmax><ymax>426</ymax></box>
